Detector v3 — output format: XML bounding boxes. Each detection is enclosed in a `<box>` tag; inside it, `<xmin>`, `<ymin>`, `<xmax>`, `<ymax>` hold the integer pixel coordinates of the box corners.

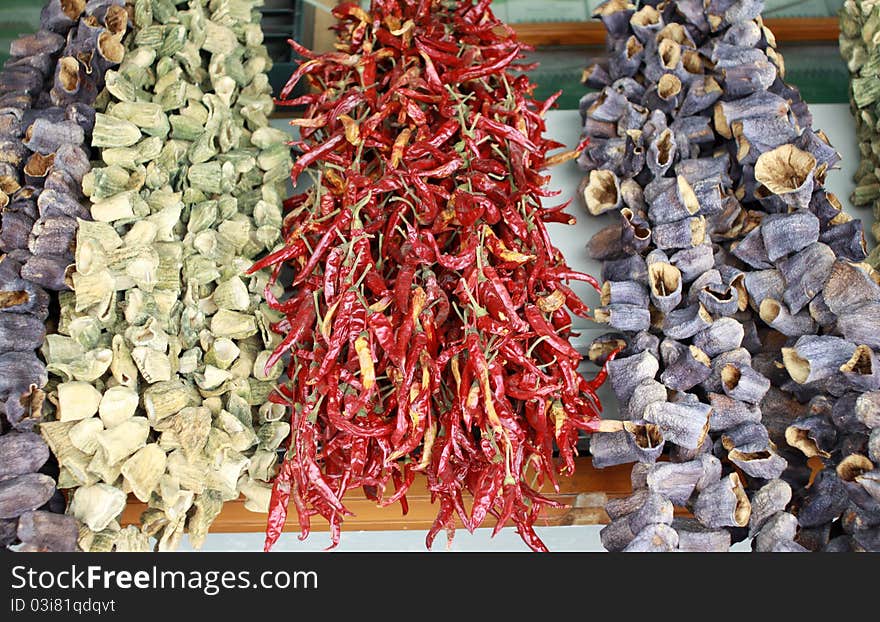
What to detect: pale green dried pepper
<box><xmin>43</xmin><ymin>0</ymin><xmax>290</xmax><ymax>552</ymax></box>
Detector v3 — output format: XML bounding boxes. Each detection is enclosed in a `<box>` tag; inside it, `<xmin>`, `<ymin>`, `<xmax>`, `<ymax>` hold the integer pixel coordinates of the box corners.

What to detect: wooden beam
<box><xmin>121</xmin><ymin>457</ymin><xmax>635</xmax><ymax>534</ymax></box>
<box><xmin>511</xmin><ymin>17</ymin><xmax>840</xmax><ymax>47</ymax></box>
<box><xmin>762</xmin><ymin>16</ymin><xmax>840</xmax><ymax>42</ymax></box>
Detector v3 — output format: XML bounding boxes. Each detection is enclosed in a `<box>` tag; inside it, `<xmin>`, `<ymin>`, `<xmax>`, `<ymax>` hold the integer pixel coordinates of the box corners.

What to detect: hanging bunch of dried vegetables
<box><xmin>0</xmin><ymin>0</ymin><xmax>128</xmax><ymax>552</ymax></box>
<box><xmin>40</xmin><ymin>0</ymin><xmax>290</xmax><ymax>552</ymax></box>
<box><xmin>582</xmin><ymin>0</ymin><xmax>880</xmax><ymax>551</ymax></box>
<box><xmin>260</xmin><ymin>0</ymin><xmax>610</xmax><ymax>552</ymax></box>
<box><xmin>840</xmin><ymin>0</ymin><xmax>880</xmax><ymax>264</ymax></box>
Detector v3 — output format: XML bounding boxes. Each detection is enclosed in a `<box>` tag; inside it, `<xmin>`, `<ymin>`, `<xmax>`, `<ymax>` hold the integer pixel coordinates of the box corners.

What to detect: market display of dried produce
<box><xmin>1</xmin><ymin>0</ymin><xmax>877</xmax><ymax>554</ymax></box>
<box><xmin>259</xmin><ymin>0</ymin><xmax>612</xmax><ymax>552</ymax></box>
<box><xmin>581</xmin><ymin>0</ymin><xmax>880</xmax><ymax>551</ymax></box>
<box><xmin>35</xmin><ymin>0</ymin><xmax>290</xmax><ymax>552</ymax></box>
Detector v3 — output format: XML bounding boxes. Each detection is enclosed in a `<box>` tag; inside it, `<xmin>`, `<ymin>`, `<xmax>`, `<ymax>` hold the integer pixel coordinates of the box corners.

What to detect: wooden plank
<box><xmin>121</xmin><ymin>457</ymin><xmax>634</xmax><ymax>533</ymax></box>
<box><xmin>511</xmin><ymin>17</ymin><xmax>839</xmax><ymax>47</ymax></box>
<box><xmin>763</xmin><ymin>17</ymin><xmax>840</xmax><ymax>42</ymax></box>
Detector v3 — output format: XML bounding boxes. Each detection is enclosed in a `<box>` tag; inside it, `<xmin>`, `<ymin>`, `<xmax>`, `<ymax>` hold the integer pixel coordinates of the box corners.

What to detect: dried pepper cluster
<box><xmin>261</xmin><ymin>0</ymin><xmax>609</xmax><ymax>552</ymax></box>
<box><xmin>38</xmin><ymin>0</ymin><xmax>290</xmax><ymax>552</ymax></box>
<box><xmin>840</xmin><ymin>0</ymin><xmax>880</xmax><ymax>264</ymax></box>
<box><xmin>0</xmin><ymin>0</ymin><xmax>128</xmax><ymax>552</ymax></box>
<box><xmin>582</xmin><ymin>0</ymin><xmax>879</xmax><ymax>551</ymax></box>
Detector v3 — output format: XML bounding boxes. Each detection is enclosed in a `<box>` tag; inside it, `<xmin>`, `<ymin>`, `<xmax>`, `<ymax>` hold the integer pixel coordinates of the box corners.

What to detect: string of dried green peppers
<box><xmin>258</xmin><ymin>0</ymin><xmax>611</xmax><ymax>551</ymax></box>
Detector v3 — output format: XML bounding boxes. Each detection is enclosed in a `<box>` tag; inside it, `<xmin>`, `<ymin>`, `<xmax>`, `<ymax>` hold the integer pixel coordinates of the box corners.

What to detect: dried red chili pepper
<box><xmin>257</xmin><ymin>0</ymin><xmax>611</xmax><ymax>553</ymax></box>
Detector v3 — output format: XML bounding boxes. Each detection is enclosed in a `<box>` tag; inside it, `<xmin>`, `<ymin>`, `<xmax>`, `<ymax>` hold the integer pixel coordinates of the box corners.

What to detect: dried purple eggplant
<box><xmin>660</xmin><ymin>343</ymin><xmax>711</xmax><ymax>391</ymax></box>
<box><xmin>619</xmin><ymin>208</ymin><xmax>652</xmax><ymax>254</ymax></box>
<box><xmin>0</xmin><ymin>352</ymin><xmax>49</xmax><ymax>402</ymax></box>
<box><xmin>0</xmin><ymin>313</ymin><xmax>46</xmax><ymax>353</ymax></box>
<box><xmin>601</xmin><ymin>254</ymin><xmax>648</xmax><ymax>285</ymax></box>
<box><xmin>607</xmin><ymin>351</ymin><xmax>660</xmax><ymax>410</ymax></box>
<box><xmin>646</xmin><ymin>460</ymin><xmax>705</xmax><ymax>506</ymax></box>
<box><xmin>837</xmin><ymin>303</ymin><xmax>880</xmax><ymax>351</ymax></box>
<box><xmin>605</xmin><ymin>489</ymin><xmax>651</xmax><ymax>521</ymax></box>
<box><xmin>643</xmin><ymin>400</ymin><xmax>710</xmax><ymax>450</ymax></box>
<box><xmin>587</xmin><ymin>223</ymin><xmax>624</xmax><ymax>261</ymax></box>
<box><xmin>627</xmin><ymin>491</ymin><xmax>674</xmax><ymax>535</ymax></box>
<box><xmin>662</xmin><ymin>303</ymin><xmax>712</xmax><ymax>339</ymax></box>
<box><xmin>728</xmin><ymin>445</ymin><xmax>787</xmax><ymax>479</ymax></box>
<box><xmin>623</xmin><ymin>523</ymin><xmax>679</xmax><ymax>552</ymax></box>
<box><xmin>754</xmin><ymin>146</ymin><xmax>816</xmax><ymax>211</ymax></box>
<box><xmin>594</xmin><ymin>303</ymin><xmax>651</xmax><ymax>332</ymax></box>
<box><xmin>22</xmin><ymin>118</ymin><xmax>84</xmax><ymax>155</ymax></box>
<box><xmin>16</xmin><ymin>510</ymin><xmax>78</xmax><ymax>552</ymax></box>
<box><xmin>652</xmin><ymin>215</ymin><xmax>707</xmax><ymax>250</ymax></box>
<box><xmin>758</xmin><ymin>298</ymin><xmax>817</xmax><ymax>337</ymax></box>
<box><xmin>582</xmin><ymin>63</ymin><xmax>611</xmax><ymax>91</ymax></box>
<box><xmin>797</xmin><ymin>470</ymin><xmax>850</xmax><ymax>528</ymax></box>
<box><xmin>760</xmin><ymin>211</ymin><xmax>820</xmax><ymax>262</ymax></box>
<box><xmin>693</xmin><ymin>473</ymin><xmax>751</xmax><ymax>528</ymax></box>
<box><xmin>673</xmin><ymin>518</ymin><xmax>731</xmax><ymax>551</ymax></box>
<box><xmin>0</xmin><ymin>432</ymin><xmax>50</xmax><ymax>479</ymax></box>
<box><xmin>753</xmin><ymin>511</ymin><xmax>800</xmax><ymax>551</ymax></box>
<box><xmin>589</xmin><ymin>424</ymin><xmax>662</xmax><ymax>469</ymax></box>
<box><xmin>820</xmin><ymin>218</ymin><xmax>868</xmax><ymax>262</ymax></box>
<box><xmin>0</xmin><ymin>474</ymin><xmax>56</xmax><ymax>519</ymax></box>
<box><xmin>721</xmin><ymin>362</ymin><xmax>770</xmax><ymax>404</ymax></box>
<box><xmin>610</xmin><ymin>36</ymin><xmax>645</xmax><ymax>80</ymax></box>
<box><xmin>582</xmin><ymin>169</ymin><xmax>622</xmax><ymax>215</ymax></box>
<box><xmin>839</xmin><ymin>346</ymin><xmax>880</xmax><ymax>392</ymax></box>
<box><xmin>587</xmin><ymin>333</ymin><xmax>629</xmax><ymax>366</ymax></box>
<box><xmin>730</xmin><ymin>225</ymin><xmax>773</xmax><ymax>269</ymax></box>
<box><xmin>623</xmin><ymin>378</ymin><xmax>667</xmax><ymax>421</ymax></box>
<box><xmin>9</xmin><ymin>30</ymin><xmax>65</xmax><ymax>58</ymax></box>
<box><xmin>20</xmin><ymin>254</ymin><xmax>71</xmax><ymax>291</ymax></box>
<box><xmin>782</xmin><ymin>335</ymin><xmax>857</xmax><ymax>386</ymax></box>
<box><xmin>720</xmin><ymin>421</ymin><xmax>771</xmax><ymax>451</ymax></box>
<box><xmin>693</xmin><ymin>317</ymin><xmax>744</xmax><ymax>357</ymax></box>
<box><xmin>599</xmin><ymin>515</ymin><xmax>636</xmax><ymax>552</ymax></box>
<box><xmin>648</xmin><ymin>261</ymin><xmax>683</xmax><ymax>312</ymax></box>
<box><xmin>669</xmin><ymin>244</ymin><xmax>715</xmax><ymax>283</ymax></box>
<box><xmin>836</xmin><ymin>455</ymin><xmax>880</xmax><ymax>513</ymax></box>
<box><xmin>581</xmin><ymin>0</ymin><xmax>880</xmax><ymax>552</ymax></box>
<box><xmin>40</xmin><ymin>0</ymin><xmax>86</xmax><ymax>34</ymax></box>
<box><xmin>855</xmin><ymin>391</ymin><xmax>880</xmax><ymax>429</ymax></box>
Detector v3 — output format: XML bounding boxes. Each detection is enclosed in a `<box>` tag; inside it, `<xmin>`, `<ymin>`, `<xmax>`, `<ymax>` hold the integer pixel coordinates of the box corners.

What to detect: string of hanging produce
<box><xmin>581</xmin><ymin>0</ymin><xmax>880</xmax><ymax>552</ymax></box>
<box><xmin>258</xmin><ymin>0</ymin><xmax>614</xmax><ymax>552</ymax></box>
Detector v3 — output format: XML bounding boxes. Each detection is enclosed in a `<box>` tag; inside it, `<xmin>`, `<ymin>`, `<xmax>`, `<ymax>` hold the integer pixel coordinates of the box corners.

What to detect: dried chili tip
<box><xmin>542</xmin><ymin>136</ymin><xmax>590</xmax><ymax>169</ymax></box>
<box><xmin>354</xmin><ymin>334</ymin><xmax>375</xmax><ymax>390</ymax></box>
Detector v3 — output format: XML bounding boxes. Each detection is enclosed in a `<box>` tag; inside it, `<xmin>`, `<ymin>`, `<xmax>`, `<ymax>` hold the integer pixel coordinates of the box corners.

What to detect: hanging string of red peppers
<box><xmin>254</xmin><ymin>0</ymin><xmax>612</xmax><ymax>552</ymax></box>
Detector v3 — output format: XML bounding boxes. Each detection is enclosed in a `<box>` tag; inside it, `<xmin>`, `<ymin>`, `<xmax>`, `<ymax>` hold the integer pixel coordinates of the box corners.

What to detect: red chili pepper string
<box><xmin>259</xmin><ymin>0</ymin><xmax>607</xmax><ymax>553</ymax></box>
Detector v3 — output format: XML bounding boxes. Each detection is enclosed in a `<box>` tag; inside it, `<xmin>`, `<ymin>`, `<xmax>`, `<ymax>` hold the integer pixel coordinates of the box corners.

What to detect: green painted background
<box><xmin>0</xmin><ymin>1</ymin><xmax>41</xmax><ymax>65</ymax></box>
<box><xmin>527</xmin><ymin>44</ymin><xmax>851</xmax><ymax>108</ymax></box>
<box><xmin>0</xmin><ymin>1</ymin><xmax>850</xmax><ymax>106</ymax></box>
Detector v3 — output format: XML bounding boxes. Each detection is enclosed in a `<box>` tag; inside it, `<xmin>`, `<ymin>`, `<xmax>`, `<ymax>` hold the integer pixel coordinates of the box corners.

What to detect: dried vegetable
<box><xmin>0</xmin><ymin>0</ymin><xmax>128</xmax><ymax>552</ymax></box>
<box><xmin>261</xmin><ymin>0</ymin><xmax>610</xmax><ymax>552</ymax></box>
<box><xmin>39</xmin><ymin>0</ymin><xmax>290</xmax><ymax>552</ymax></box>
<box><xmin>840</xmin><ymin>0</ymin><xmax>880</xmax><ymax>265</ymax></box>
<box><xmin>582</xmin><ymin>0</ymin><xmax>879</xmax><ymax>551</ymax></box>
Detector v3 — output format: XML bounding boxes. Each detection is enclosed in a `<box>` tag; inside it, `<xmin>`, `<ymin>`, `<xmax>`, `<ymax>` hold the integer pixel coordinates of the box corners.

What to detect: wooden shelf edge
<box><xmin>121</xmin><ymin>457</ymin><xmax>634</xmax><ymax>533</ymax></box>
<box><xmin>512</xmin><ymin>17</ymin><xmax>840</xmax><ymax>47</ymax></box>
